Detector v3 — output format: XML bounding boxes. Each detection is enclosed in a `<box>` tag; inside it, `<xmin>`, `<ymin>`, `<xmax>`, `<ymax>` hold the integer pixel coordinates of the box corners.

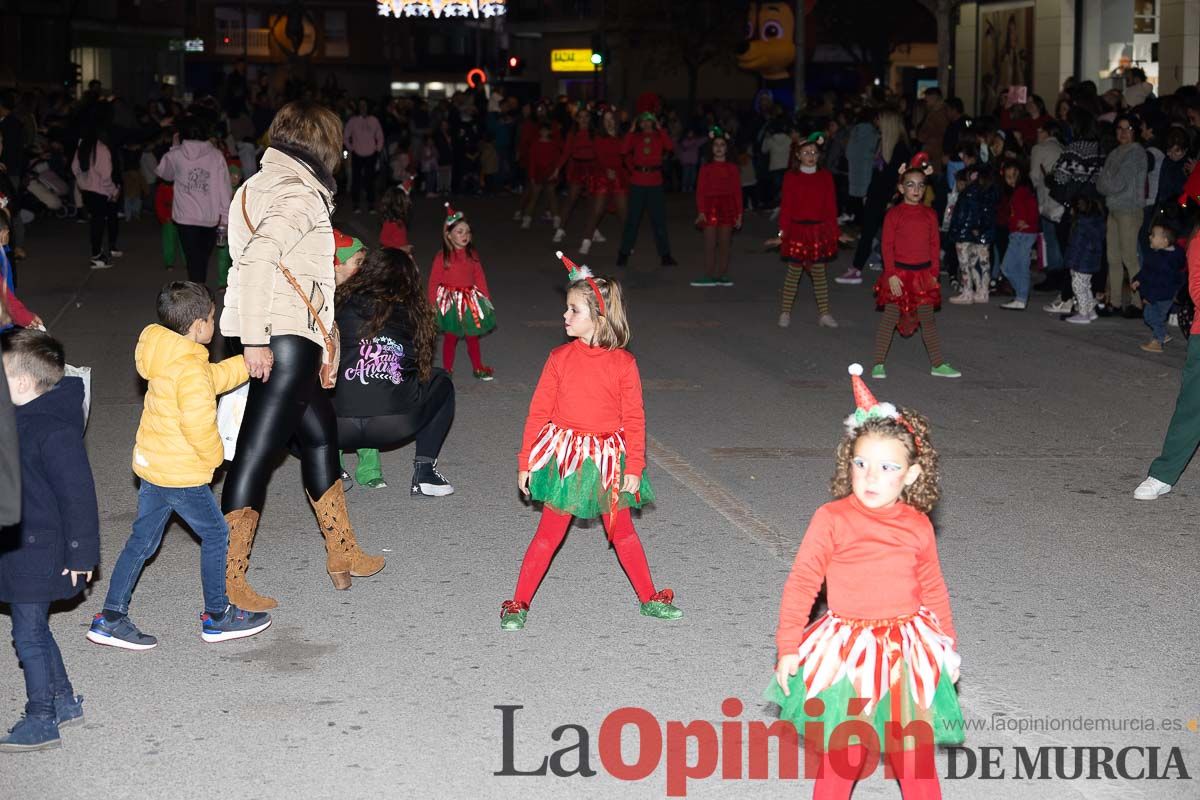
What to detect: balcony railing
<box><xmin>215</xmin><ymin>28</ymin><xmax>271</xmax><ymax>57</ymax></box>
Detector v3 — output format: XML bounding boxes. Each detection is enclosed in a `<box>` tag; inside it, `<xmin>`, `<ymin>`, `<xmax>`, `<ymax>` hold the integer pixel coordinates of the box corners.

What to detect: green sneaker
<box><xmin>639</xmin><ymin>589</ymin><xmax>683</xmax><ymax>620</ymax></box>
<box><xmin>362</xmin><ymin>478</ymin><xmax>388</xmax><ymax>489</ymax></box>
<box><xmin>930</xmin><ymin>363</ymin><xmax>962</xmax><ymax>378</ymax></box>
<box><xmin>500</xmin><ymin>600</ymin><xmax>528</xmax><ymax>631</ymax></box>
<box><xmin>716</xmin><ymin>277</ymin><xmax>734</xmax><ymax>287</ymax></box>
<box><xmin>689</xmin><ymin>276</ymin><xmax>720</xmax><ymax>287</ymax></box>
<box><xmin>474</xmin><ymin>366</ymin><xmax>495</xmax><ymax>381</ymax></box>
<box><xmin>871</xmin><ymin>364</ymin><xmax>887</xmax><ymax>379</ymax></box>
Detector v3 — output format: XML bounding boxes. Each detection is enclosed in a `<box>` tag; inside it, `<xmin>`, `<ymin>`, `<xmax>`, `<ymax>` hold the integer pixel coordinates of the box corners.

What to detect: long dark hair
<box><xmin>336</xmin><ymin>248</ymin><xmax>437</xmax><ymax>383</ymax></box>
<box><xmin>76</xmin><ymin>103</ymin><xmax>114</xmax><ymax>174</ymax></box>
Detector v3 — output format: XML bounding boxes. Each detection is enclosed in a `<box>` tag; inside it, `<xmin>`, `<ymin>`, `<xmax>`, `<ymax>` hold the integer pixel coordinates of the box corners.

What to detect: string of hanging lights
<box><xmin>376</xmin><ymin>0</ymin><xmax>506</xmax><ymax>18</ymax></box>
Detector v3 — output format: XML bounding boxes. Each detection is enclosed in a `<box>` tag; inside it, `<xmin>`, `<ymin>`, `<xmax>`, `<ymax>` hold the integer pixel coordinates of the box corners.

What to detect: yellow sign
<box><xmin>551</xmin><ymin>49</ymin><xmax>600</xmax><ymax>73</ymax></box>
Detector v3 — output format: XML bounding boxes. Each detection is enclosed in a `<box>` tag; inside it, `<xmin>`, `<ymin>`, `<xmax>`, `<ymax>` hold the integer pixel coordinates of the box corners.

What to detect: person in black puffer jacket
<box><xmin>948</xmin><ymin>163</ymin><xmax>1001</xmax><ymax>303</ymax></box>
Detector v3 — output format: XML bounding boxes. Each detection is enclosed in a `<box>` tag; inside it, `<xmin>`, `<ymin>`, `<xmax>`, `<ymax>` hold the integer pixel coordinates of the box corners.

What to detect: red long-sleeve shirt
<box><xmin>517</xmin><ymin>339</ymin><xmax>647</xmax><ymax>474</ymax></box>
<box><xmin>595</xmin><ymin>135</ymin><xmax>626</xmax><ymax>177</ymax></box>
<box><xmin>555</xmin><ymin>129</ymin><xmax>597</xmax><ymax>173</ymax></box>
<box><xmin>517</xmin><ymin>119</ymin><xmax>540</xmax><ymax>169</ymax></box>
<box><xmin>528</xmin><ymin>138</ymin><xmax>562</xmax><ymax>184</ymax></box>
<box><xmin>623</xmin><ymin>128</ymin><xmax>674</xmax><ymax>187</ymax></box>
<box><xmin>695</xmin><ymin>161</ymin><xmax>742</xmax><ymax>214</ymax></box>
<box><xmin>379</xmin><ymin>220</ymin><xmax>409</xmax><ymax>249</ymax></box>
<box><xmin>1007</xmin><ymin>185</ymin><xmax>1040</xmax><ymax>233</ymax></box>
<box><xmin>428</xmin><ymin>248</ymin><xmax>490</xmax><ymax>301</ymax></box>
<box><xmin>1188</xmin><ymin>235</ymin><xmax>1200</xmax><ymax>336</ymax></box>
<box><xmin>882</xmin><ymin>202</ymin><xmax>940</xmax><ymax>276</ymax></box>
<box><xmin>776</xmin><ymin>495</ymin><xmax>957</xmax><ymax>660</ymax></box>
<box><xmin>779</xmin><ymin>168</ymin><xmax>837</xmax><ymax>227</ymax></box>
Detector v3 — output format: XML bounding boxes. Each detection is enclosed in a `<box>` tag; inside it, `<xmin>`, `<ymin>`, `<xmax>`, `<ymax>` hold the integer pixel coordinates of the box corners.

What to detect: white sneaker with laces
<box><xmin>520</xmin><ymin>216</ymin><xmax>532</xmax><ymax>230</ymax></box>
<box><xmin>1064</xmin><ymin>311</ymin><xmax>1094</xmax><ymax>324</ymax></box>
<box><xmin>1133</xmin><ymin>476</ymin><xmax>1171</xmax><ymax>500</ymax></box>
<box><xmin>579</xmin><ymin>239</ymin><xmax>592</xmax><ymax>255</ymax></box>
<box><xmin>592</xmin><ymin>229</ymin><xmax>607</xmax><ymax>243</ymax></box>
<box><xmin>818</xmin><ymin>314</ymin><xmax>838</xmax><ymax>328</ymax></box>
<box><xmin>999</xmin><ymin>299</ymin><xmax>1027</xmax><ymax>310</ymax></box>
<box><xmin>1042</xmin><ymin>298</ymin><xmax>1074</xmax><ymax>314</ymax></box>
<box><xmin>552</xmin><ymin>228</ymin><xmax>566</xmax><ymax>243</ymax></box>
<box><xmin>777</xmin><ymin>312</ymin><xmax>791</xmax><ymax>328</ymax></box>
<box><xmin>90</xmin><ymin>257</ymin><xmax>112</xmax><ymax>270</ymax></box>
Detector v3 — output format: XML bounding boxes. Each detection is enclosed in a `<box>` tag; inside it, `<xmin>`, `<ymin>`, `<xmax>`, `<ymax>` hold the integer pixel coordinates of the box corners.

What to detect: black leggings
<box><xmin>222</xmin><ymin>335</ymin><xmax>340</xmax><ymax>512</ymax></box>
<box><xmin>176</xmin><ymin>223</ymin><xmax>217</xmax><ymax>285</ymax></box>
<box><xmin>82</xmin><ymin>190</ymin><xmax>119</xmax><ymax>257</ymax></box>
<box><xmin>351</xmin><ymin>153</ymin><xmax>378</xmax><ymax>209</ymax></box>
<box><xmin>337</xmin><ymin>371</ymin><xmax>455</xmax><ymax>459</ymax></box>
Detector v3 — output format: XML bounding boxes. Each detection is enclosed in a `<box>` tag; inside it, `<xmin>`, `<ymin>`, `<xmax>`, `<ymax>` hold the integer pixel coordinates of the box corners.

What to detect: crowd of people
<box><xmin>2</xmin><ymin>66</ymin><xmax>1200</xmax><ymax>800</ymax></box>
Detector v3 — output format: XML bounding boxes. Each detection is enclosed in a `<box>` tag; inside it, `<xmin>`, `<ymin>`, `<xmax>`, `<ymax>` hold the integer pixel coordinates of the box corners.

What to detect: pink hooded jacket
<box><xmin>156</xmin><ymin>140</ymin><xmax>233</xmax><ymax>227</ymax></box>
<box><xmin>71</xmin><ymin>141</ymin><xmax>119</xmax><ymax>200</ymax></box>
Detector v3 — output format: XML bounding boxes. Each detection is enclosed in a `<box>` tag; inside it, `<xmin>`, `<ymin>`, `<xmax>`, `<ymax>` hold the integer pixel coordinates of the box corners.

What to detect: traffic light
<box><xmin>508</xmin><ymin>55</ymin><xmax>525</xmax><ymax>75</ymax></box>
<box><xmin>590</xmin><ymin>34</ymin><xmax>604</xmax><ymax>68</ymax></box>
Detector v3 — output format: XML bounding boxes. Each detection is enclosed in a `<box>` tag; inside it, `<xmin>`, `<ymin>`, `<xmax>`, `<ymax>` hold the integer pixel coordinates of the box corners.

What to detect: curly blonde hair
<box><xmin>830</xmin><ymin>409</ymin><xmax>940</xmax><ymax>514</ymax></box>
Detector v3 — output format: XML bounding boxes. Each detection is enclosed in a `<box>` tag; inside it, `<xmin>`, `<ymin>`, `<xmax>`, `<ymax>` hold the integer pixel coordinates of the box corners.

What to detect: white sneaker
<box><xmin>948</xmin><ymin>291</ymin><xmax>974</xmax><ymax>305</ymax></box>
<box><xmin>579</xmin><ymin>239</ymin><xmax>592</xmax><ymax>255</ymax></box>
<box><xmin>818</xmin><ymin>314</ymin><xmax>838</xmax><ymax>328</ymax></box>
<box><xmin>89</xmin><ymin>256</ymin><xmax>112</xmax><ymax>270</ymax></box>
<box><xmin>777</xmin><ymin>312</ymin><xmax>791</xmax><ymax>328</ymax></box>
<box><xmin>1065</xmin><ymin>311</ymin><xmax>1094</xmax><ymax>324</ymax></box>
<box><xmin>512</xmin><ymin>210</ymin><xmax>523</xmax><ymax>221</ymax></box>
<box><xmin>552</xmin><ymin>228</ymin><xmax>566</xmax><ymax>243</ymax></box>
<box><xmin>999</xmin><ymin>299</ymin><xmax>1027</xmax><ymax>310</ymax></box>
<box><xmin>110</xmin><ymin>249</ymin><xmax>125</xmax><ymax>258</ymax></box>
<box><xmin>837</xmin><ymin>213</ymin><xmax>853</xmax><ymax>224</ymax></box>
<box><xmin>592</xmin><ymin>229</ymin><xmax>607</xmax><ymax>243</ymax></box>
<box><xmin>972</xmin><ymin>290</ymin><xmax>990</xmax><ymax>304</ymax></box>
<box><xmin>520</xmin><ymin>216</ymin><xmax>532</xmax><ymax>230</ymax></box>
<box><xmin>1133</xmin><ymin>476</ymin><xmax>1171</xmax><ymax>500</ymax></box>
<box><xmin>835</xmin><ymin>268</ymin><xmax>863</xmax><ymax>285</ymax></box>
<box><xmin>1042</xmin><ymin>298</ymin><xmax>1074</xmax><ymax>314</ymax></box>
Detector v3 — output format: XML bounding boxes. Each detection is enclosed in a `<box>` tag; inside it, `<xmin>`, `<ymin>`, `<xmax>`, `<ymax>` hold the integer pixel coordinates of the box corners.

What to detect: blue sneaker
<box><xmin>0</xmin><ymin>716</ymin><xmax>60</xmax><ymax>752</ymax></box>
<box><xmin>54</xmin><ymin>694</ymin><xmax>84</xmax><ymax>728</ymax></box>
<box><xmin>86</xmin><ymin>613</ymin><xmax>158</xmax><ymax>651</ymax></box>
<box><xmin>200</xmin><ymin>605</ymin><xmax>271</xmax><ymax>644</ymax></box>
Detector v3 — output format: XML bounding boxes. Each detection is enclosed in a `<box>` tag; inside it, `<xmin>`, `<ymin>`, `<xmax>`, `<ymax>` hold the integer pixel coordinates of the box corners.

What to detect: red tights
<box><xmin>812</xmin><ymin>745</ymin><xmax>941</xmax><ymax>800</ymax></box>
<box><xmin>442</xmin><ymin>334</ymin><xmax>483</xmax><ymax>373</ymax></box>
<box><xmin>513</xmin><ymin>507</ymin><xmax>656</xmax><ymax>604</ymax></box>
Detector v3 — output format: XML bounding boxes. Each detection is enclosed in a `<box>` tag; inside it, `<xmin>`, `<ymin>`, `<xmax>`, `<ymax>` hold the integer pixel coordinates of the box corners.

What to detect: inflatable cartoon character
<box><xmin>737</xmin><ymin>1</ymin><xmax>813</xmax><ymax>111</ymax></box>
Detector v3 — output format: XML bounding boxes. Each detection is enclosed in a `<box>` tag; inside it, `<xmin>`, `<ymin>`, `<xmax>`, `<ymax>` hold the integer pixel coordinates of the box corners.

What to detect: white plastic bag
<box><xmin>216</xmin><ymin>383</ymin><xmax>249</xmax><ymax>462</ymax></box>
<box><xmin>64</xmin><ymin>364</ymin><xmax>91</xmax><ymax>428</ymax></box>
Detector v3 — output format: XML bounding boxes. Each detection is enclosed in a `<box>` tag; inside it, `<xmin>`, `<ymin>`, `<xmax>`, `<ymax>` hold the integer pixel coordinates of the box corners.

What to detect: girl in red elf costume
<box><xmin>765</xmin><ymin>133</ymin><xmax>839</xmax><ymax>328</ymax></box>
<box><xmin>690</xmin><ymin>126</ymin><xmax>742</xmax><ymax>287</ymax></box>
<box><xmin>551</xmin><ymin>106</ymin><xmax>598</xmax><ymax>245</ymax></box>
<box><xmin>519</xmin><ymin>121</ymin><xmax>563</xmax><ymax>231</ymax></box>
<box><xmin>378</xmin><ymin>175</ymin><xmax>415</xmax><ymax>255</ymax></box>
<box><xmin>767</xmin><ymin>364</ymin><xmax>963</xmax><ymax>800</ymax></box>
<box><xmin>499</xmin><ymin>252</ymin><xmax>682</xmax><ymax>631</ymax></box>
<box><xmin>577</xmin><ymin>107</ymin><xmax>627</xmax><ymax>256</ymax></box>
<box><xmin>429</xmin><ymin>203</ymin><xmax>496</xmax><ymax>380</ymax></box>
<box><xmin>871</xmin><ymin>155</ymin><xmax>961</xmax><ymax>380</ymax></box>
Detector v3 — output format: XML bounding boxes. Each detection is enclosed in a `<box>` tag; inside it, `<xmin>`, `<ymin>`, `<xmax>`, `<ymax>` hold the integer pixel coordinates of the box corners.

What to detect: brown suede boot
<box><xmin>308</xmin><ymin>482</ymin><xmax>385</xmax><ymax>589</ymax></box>
<box><xmin>224</xmin><ymin>508</ymin><xmax>278</xmax><ymax>611</ymax></box>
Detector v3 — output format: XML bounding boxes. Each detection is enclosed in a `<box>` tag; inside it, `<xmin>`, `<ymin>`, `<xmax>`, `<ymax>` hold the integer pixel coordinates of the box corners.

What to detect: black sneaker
<box><xmin>661</xmin><ymin>254</ymin><xmax>679</xmax><ymax>267</ymax></box>
<box><xmin>411</xmin><ymin>458</ymin><xmax>454</xmax><ymax>497</ymax></box>
<box><xmin>86</xmin><ymin>612</ymin><xmax>158</xmax><ymax>650</ymax></box>
<box><xmin>200</xmin><ymin>604</ymin><xmax>271</xmax><ymax>644</ymax></box>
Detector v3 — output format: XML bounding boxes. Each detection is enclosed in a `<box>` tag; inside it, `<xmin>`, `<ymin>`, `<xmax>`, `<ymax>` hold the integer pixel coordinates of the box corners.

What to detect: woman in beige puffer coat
<box><xmin>219</xmin><ymin>100</ymin><xmax>384</xmax><ymax>611</ymax></box>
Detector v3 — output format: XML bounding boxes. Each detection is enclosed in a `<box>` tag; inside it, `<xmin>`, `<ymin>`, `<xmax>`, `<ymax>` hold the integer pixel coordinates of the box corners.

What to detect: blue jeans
<box><xmin>103</xmin><ymin>482</ymin><xmax>229</xmax><ymax>616</ymax></box>
<box><xmin>10</xmin><ymin>603</ymin><xmax>72</xmax><ymax>719</ymax></box>
<box><xmin>1041</xmin><ymin>217</ymin><xmax>1063</xmax><ymax>271</ymax></box>
<box><xmin>1000</xmin><ymin>232</ymin><xmax>1037</xmax><ymax>302</ymax></box>
<box><xmin>1144</xmin><ymin>298</ymin><xmax>1174</xmax><ymax>342</ymax></box>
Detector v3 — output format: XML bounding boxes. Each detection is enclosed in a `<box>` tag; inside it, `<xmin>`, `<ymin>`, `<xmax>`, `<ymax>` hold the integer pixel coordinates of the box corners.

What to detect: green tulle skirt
<box><xmin>435</xmin><ymin>289</ymin><xmax>497</xmax><ymax>336</ymax></box>
<box><xmin>529</xmin><ymin>456</ymin><xmax>655</xmax><ymax>520</ymax></box>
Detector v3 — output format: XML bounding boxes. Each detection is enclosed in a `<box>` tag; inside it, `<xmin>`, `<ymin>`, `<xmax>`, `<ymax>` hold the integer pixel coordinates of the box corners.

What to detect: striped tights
<box><xmin>872</xmin><ymin>304</ymin><xmax>944</xmax><ymax>367</ymax></box>
<box><xmin>780</xmin><ymin>263</ymin><xmax>830</xmax><ymax>315</ymax></box>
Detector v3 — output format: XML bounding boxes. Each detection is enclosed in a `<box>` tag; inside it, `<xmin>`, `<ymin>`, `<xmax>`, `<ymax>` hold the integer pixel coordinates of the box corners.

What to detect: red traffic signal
<box><xmin>507</xmin><ymin>55</ymin><xmax>525</xmax><ymax>75</ymax></box>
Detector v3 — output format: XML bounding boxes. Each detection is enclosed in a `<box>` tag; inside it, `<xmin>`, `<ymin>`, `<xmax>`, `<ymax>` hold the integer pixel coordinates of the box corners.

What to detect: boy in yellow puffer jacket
<box><xmin>87</xmin><ymin>282</ymin><xmax>272</xmax><ymax>650</ymax></box>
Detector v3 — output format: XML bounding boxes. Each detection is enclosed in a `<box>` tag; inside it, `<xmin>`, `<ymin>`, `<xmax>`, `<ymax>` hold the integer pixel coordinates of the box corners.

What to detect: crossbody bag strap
<box><xmin>239</xmin><ymin>189</ymin><xmax>333</xmax><ymax>342</ymax></box>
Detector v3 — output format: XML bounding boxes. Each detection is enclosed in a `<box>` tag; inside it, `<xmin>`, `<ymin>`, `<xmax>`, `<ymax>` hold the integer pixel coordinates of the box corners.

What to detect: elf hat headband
<box><xmin>708</xmin><ymin>125</ymin><xmax>730</xmax><ymax>141</ymax></box>
<box><xmin>332</xmin><ymin>228</ymin><xmax>364</xmax><ymax>266</ymax></box>
<box><xmin>556</xmin><ymin>250</ymin><xmax>605</xmax><ymax>316</ymax></box>
<box><xmin>800</xmin><ymin>131</ymin><xmax>826</xmax><ymax>148</ymax></box>
<box><xmin>399</xmin><ymin>174</ymin><xmax>415</xmax><ymax>195</ymax></box>
<box><xmin>899</xmin><ymin>152</ymin><xmax>935</xmax><ymax>177</ymax></box>
<box><xmin>444</xmin><ymin>202</ymin><xmax>463</xmax><ymax>228</ymax></box>
<box><xmin>845</xmin><ymin>364</ymin><xmax>922</xmax><ymax>451</ymax></box>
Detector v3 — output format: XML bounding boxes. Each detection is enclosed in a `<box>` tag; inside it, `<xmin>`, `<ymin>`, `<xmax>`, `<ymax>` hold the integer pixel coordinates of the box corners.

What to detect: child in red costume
<box><xmin>690</xmin><ymin>127</ymin><xmax>742</xmax><ymax>287</ymax></box>
<box><xmin>551</xmin><ymin>107</ymin><xmax>598</xmax><ymax>245</ymax></box>
<box><xmin>871</xmin><ymin>155</ymin><xmax>961</xmax><ymax>379</ymax></box>
<box><xmin>499</xmin><ymin>252</ymin><xmax>682</xmax><ymax>631</ymax></box>
<box><xmin>520</xmin><ymin>122</ymin><xmax>562</xmax><ymax>231</ymax></box>
<box><xmin>378</xmin><ymin>177</ymin><xmax>415</xmax><ymax>255</ymax></box>
<box><xmin>429</xmin><ymin>204</ymin><xmax>496</xmax><ymax>380</ymax></box>
<box><xmin>765</xmin><ymin>134</ymin><xmax>840</xmax><ymax>328</ymax></box>
<box><xmin>767</xmin><ymin>364</ymin><xmax>963</xmax><ymax>800</ymax></box>
<box><xmin>578</xmin><ymin>108</ymin><xmax>628</xmax><ymax>256</ymax></box>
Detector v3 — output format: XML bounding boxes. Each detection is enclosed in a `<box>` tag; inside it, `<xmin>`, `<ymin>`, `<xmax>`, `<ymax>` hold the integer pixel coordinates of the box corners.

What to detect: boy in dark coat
<box><xmin>0</xmin><ymin>329</ymin><xmax>98</xmax><ymax>751</ymax></box>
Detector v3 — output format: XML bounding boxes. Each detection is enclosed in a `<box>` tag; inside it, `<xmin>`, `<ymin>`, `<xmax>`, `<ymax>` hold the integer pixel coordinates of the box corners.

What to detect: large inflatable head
<box><xmin>737</xmin><ymin>1</ymin><xmax>797</xmax><ymax>81</ymax></box>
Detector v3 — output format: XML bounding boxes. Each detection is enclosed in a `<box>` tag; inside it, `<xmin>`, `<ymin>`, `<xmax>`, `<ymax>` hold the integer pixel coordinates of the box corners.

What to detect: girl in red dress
<box><xmin>378</xmin><ymin>176</ymin><xmax>414</xmax><ymax>255</ymax></box>
<box><xmin>498</xmin><ymin>252</ymin><xmax>682</xmax><ymax>631</ymax></box>
<box><xmin>578</xmin><ymin>108</ymin><xmax>628</xmax><ymax>256</ymax></box>
<box><xmin>871</xmin><ymin>155</ymin><xmax>961</xmax><ymax>379</ymax></box>
<box><xmin>551</xmin><ymin>106</ymin><xmax>598</xmax><ymax>245</ymax></box>
<box><xmin>765</xmin><ymin>133</ymin><xmax>840</xmax><ymax>328</ymax></box>
<box><xmin>519</xmin><ymin>121</ymin><xmax>563</xmax><ymax>231</ymax></box>
<box><xmin>429</xmin><ymin>204</ymin><xmax>496</xmax><ymax>380</ymax></box>
<box><xmin>690</xmin><ymin>127</ymin><xmax>742</xmax><ymax>287</ymax></box>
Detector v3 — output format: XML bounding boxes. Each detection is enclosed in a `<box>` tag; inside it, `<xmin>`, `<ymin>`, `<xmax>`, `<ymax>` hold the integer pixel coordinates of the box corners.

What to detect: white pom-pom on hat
<box><xmin>848</xmin><ymin>363</ymin><xmax>864</xmax><ymax>377</ymax></box>
<box><xmin>555</xmin><ymin>250</ymin><xmax>564</xmax><ymax>259</ymax></box>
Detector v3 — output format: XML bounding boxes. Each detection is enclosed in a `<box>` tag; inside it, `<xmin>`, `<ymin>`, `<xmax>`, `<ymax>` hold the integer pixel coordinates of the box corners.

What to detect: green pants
<box><xmin>217</xmin><ymin>245</ymin><xmax>232</xmax><ymax>288</ymax></box>
<box><xmin>1149</xmin><ymin>335</ymin><xmax>1200</xmax><ymax>486</ymax></box>
<box><xmin>162</xmin><ymin>221</ymin><xmax>181</xmax><ymax>268</ymax></box>
<box><xmin>340</xmin><ymin>449</ymin><xmax>385</xmax><ymax>485</ymax></box>
<box><xmin>619</xmin><ymin>184</ymin><xmax>671</xmax><ymax>258</ymax></box>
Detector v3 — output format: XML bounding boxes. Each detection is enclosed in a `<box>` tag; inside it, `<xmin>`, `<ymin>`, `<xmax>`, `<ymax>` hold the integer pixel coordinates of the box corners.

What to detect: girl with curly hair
<box><xmin>333</xmin><ymin>244</ymin><xmax>456</xmax><ymax>497</ymax></box>
<box><xmin>766</xmin><ymin>364</ymin><xmax>962</xmax><ymax>800</ymax></box>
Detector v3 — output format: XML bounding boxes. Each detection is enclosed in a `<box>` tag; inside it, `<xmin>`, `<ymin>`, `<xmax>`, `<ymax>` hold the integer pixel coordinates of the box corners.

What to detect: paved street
<box><xmin>3</xmin><ymin>195</ymin><xmax>1198</xmax><ymax>799</ymax></box>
